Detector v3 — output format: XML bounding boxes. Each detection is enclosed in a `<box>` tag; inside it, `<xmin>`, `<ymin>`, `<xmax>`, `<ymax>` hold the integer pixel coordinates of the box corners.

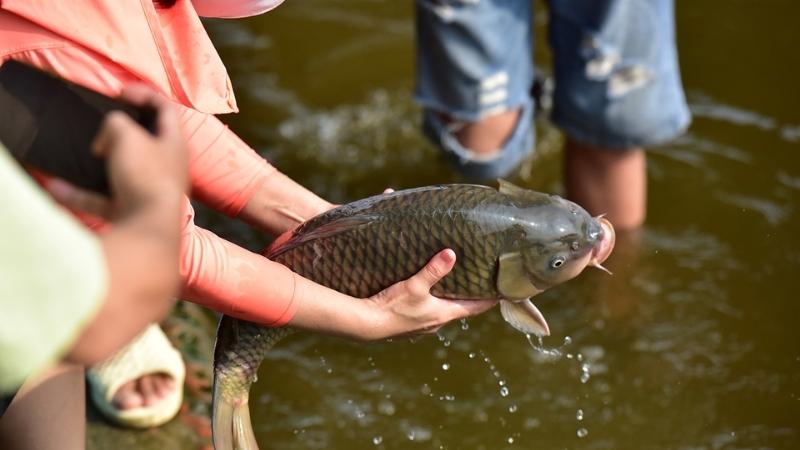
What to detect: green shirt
<box><xmin>0</xmin><ymin>146</ymin><xmax>108</xmax><ymax>393</ymax></box>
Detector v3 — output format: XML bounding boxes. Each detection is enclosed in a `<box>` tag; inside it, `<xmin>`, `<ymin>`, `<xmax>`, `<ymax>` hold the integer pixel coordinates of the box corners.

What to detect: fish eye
<box><xmin>570</xmin><ymin>241</ymin><xmax>580</xmax><ymax>251</ymax></box>
<box><xmin>550</xmin><ymin>256</ymin><xmax>566</xmax><ymax>269</ymax></box>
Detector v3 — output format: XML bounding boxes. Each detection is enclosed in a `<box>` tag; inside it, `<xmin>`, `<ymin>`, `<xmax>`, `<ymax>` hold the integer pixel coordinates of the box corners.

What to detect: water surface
<box><xmin>195</xmin><ymin>1</ymin><xmax>800</xmax><ymax>448</ymax></box>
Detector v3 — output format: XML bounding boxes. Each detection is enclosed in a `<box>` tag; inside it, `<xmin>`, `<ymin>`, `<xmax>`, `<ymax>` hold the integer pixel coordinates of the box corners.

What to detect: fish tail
<box><xmin>212</xmin><ymin>378</ymin><xmax>259</xmax><ymax>450</ymax></box>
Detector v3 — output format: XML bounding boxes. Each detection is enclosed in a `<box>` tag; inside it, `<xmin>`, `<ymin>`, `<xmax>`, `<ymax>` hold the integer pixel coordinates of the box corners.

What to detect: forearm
<box><xmin>238</xmin><ymin>170</ymin><xmax>334</xmax><ymax>235</ymax></box>
<box><xmin>285</xmin><ymin>272</ymin><xmax>380</xmax><ymax>341</ymax></box>
<box><xmin>175</xmin><ymin>105</ymin><xmax>331</xmax><ymax>234</ymax></box>
<box><xmin>66</xmin><ymin>199</ymin><xmax>182</xmax><ymax>365</ymax></box>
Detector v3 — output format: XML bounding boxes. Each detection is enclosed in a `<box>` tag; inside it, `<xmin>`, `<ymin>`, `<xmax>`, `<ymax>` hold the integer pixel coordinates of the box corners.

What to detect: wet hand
<box><xmin>364</xmin><ymin>249</ymin><xmax>498</xmax><ymax>340</ymax></box>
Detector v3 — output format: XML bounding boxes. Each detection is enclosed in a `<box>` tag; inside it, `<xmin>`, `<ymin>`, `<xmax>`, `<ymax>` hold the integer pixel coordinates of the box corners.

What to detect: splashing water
<box><xmin>526</xmin><ymin>334</ymin><xmax>573</xmax><ymax>357</ymax></box>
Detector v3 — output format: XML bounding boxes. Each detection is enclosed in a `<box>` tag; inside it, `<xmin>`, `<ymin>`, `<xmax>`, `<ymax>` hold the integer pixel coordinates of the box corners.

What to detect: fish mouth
<box><xmin>589</xmin><ymin>217</ymin><xmax>616</xmax><ymax>274</ymax></box>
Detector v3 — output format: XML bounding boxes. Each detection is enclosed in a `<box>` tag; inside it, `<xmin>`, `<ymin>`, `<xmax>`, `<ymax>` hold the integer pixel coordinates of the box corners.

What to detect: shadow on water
<box><xmin>91</xmin><ymin>0</ymin><xmax>800</xmax><ymax>449</ymax></box>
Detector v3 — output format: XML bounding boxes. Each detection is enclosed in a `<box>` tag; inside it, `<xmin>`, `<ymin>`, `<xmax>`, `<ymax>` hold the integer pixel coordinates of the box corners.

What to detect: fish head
<box><xmin>515</xmin><ymin>195</ymin><xmax>616</xmax><ymax>291</ymax></box>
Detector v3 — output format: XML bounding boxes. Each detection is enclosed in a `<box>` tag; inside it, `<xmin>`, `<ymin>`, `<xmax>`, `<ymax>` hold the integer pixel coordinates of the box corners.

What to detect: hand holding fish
<box><xmin>363</xmin><ymin>248</ymin><xmax>498</xmax><ymax>339</ymax></box>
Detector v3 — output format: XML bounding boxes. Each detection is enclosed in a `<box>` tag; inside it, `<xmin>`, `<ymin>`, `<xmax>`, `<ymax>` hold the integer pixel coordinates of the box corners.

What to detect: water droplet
<box><xmin>563</xmin><ymin>336</ymin><xmax>572</xmax><ymax>345</ymax></box>
<box><xmin>356</xmin><ymin>410</ymin><xmax>366</xmax><ymax>419</ymax></box>
<box><xmin>500</xmin><ymin>386</ymin><xmax>509</xmax><ymax>397</ymax></box>
<box><xmin>498</xmin><ymin>380</ymin><xmax>506</xmax><ymax>386</ymax></box>
<box><xmin>577</xmin><ymin>428</ymin><xmax>588</xmax><ymax>438</ymax></box>
<box><xmin>460</xmin><ymin>319</ymin><xmax>469</xmax><ymax>330</ymax></box>
<box><xmin>580</xmin><ymin>364</ymin><xmax>591</xmax><ymax>384</ymax></box>
<box><xmin>378</xmin><ymin>400</ymin><xmax>395</xmax><ymax>415</ymax></box>
<box><xmin>442</xmin><ymin>363</ymin><xmax>450</xmax><ymax>371</ymax></box>
<box><xmin>507</xmin><ymin>437</ymin><xmax>515</xmax><ymax>444</ymax></box>
<box><xmin>576</xmin><ymin>409</ymin><xmax>584</xmax><ymax>421</ymax></box>
<box><xmin>469</xmin><ymin>352</ymin><xmax>476</xmax><ymax>359</ymax></box>
<box><xmin>509</xmin><ymin>404</ymin><xmax>518</xmax><ymax>413</ymax></box>
<box><xmin>373</xmin><ymin>436</ymin><xmax>383</xmax><ymax>445</ymax></box>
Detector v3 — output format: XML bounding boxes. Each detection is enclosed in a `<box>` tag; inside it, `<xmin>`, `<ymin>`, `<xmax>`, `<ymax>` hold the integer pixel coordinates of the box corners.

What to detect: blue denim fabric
<box><xmin>415</xmin><ymin>0</ymin><xmax>691</xmax><ymax>179</ymax></box>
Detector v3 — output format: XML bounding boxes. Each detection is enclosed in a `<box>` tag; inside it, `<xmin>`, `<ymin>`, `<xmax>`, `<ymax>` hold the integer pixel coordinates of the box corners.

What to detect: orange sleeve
<box><xmin>176</xmin><ymin>103</ymin><xmax>277</xmax><ymax>217</ymax></box>
<box><xmin>178</xmin><ymin>202</ymin><xmax>298</xmax><ymax>326</ymax></box>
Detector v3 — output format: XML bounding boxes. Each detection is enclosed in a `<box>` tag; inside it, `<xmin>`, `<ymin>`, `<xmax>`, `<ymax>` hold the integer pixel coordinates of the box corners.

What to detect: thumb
<box><xmin>406</xmin><ymin>249</ymin><xmax>456</xmax><ymax>297</ymax></box>
<box><xmin>91</xmin><ymin>110</ymin><xmax>141</xmax><ymax>157</ymax></box>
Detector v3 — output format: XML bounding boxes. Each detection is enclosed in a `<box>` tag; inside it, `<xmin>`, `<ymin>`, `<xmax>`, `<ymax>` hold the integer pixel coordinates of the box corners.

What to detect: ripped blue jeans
<box><xmin>415</xmin><ymin>0</ymin><xmax>691</xmax><ymax>180</ymax></box>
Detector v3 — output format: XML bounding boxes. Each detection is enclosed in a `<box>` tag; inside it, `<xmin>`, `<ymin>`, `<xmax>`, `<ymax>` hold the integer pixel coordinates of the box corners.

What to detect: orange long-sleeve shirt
<box><xmin>0</xmin><ymin>0</ymin><xmax>298</xmax><ymax>325</ymax></box>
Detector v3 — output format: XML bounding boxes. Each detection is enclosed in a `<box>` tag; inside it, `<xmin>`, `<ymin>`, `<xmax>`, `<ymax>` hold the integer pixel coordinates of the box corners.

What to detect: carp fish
<box><xmin>212</xmin><ymin>181</ymin><xmax>615</xmax><ymax>449</ymax></box>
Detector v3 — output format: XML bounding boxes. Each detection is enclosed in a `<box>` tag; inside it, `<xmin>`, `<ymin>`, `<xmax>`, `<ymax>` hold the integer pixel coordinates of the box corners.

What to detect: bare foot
<box><xmin>111</xmin><ymin>373</ymin><xmax>175</xmax><ymax>409</ymax></box>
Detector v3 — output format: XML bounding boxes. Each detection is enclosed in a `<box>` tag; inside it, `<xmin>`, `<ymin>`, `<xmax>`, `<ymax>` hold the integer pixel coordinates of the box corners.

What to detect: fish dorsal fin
<box><xmin>497</xmin><ymin>252</ymin><xmax>543</xmax><ymax>300</ymax></box>
<box><xmin>267</xmin><ymin>213</ymin><xmax>378</xmax><ymax>258</ymax></box>
<box><xmin>497</xmin><ymin>179</ymin><xmax>551</xmax><ymax>204</ymax></box>
<box><xmin>497</xmin><ymin>179</ymin><xmax>529</xmax><ymax>196</ymax></box>
<box><xmin>499</xmin><ymin>299</ymin><xmax>550</xmax><ymax>336</ymax></box>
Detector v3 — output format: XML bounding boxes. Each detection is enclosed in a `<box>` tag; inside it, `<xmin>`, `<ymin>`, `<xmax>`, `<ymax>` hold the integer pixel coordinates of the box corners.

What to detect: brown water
<box><xmin>195</xmin><ymin>1</ymin><xmax>800</xmax><ymax>449</ymax></box>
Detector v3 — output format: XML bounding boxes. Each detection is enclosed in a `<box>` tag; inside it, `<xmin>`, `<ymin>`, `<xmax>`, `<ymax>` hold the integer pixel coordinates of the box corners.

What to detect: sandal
<box><xmin>87</xmin><ymin>324</ymin><xmax>185</xmax><ymax>428</ymax></box>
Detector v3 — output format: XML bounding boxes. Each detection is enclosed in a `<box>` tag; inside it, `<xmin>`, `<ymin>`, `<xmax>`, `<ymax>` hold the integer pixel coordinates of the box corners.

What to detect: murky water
<box><xmin>196</xmin><ymin>1</ymin><xmax>800</xmax><ymax>448</ymax></box>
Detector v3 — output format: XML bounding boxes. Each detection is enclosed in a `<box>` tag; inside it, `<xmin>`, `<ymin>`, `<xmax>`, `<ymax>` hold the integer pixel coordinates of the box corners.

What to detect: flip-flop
<box><xmin>87</xmin><ymin>324</ymin><xmax>185</xmax><ymax>428</ymax></box>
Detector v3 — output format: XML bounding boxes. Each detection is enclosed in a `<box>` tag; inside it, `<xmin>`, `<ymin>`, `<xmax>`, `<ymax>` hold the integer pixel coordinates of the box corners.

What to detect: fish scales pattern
<box><xmin>271</xmin><ymin>185</ymin><xmax>508</xmax><ymax>300</ymax></box>
<box><xmin>214</xmin><ymin>317</ymin><xmax>295</xmax><ymax>401</ymax></box>
<box><xmin>214</xmin><ymin>185</ymin><xmax>518</xmax><ymax>411</ymax></box>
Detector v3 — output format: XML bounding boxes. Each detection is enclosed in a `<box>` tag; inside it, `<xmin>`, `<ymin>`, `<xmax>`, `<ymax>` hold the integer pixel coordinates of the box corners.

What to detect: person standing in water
<box><xmin>414</xmin><ymin>0</ymin><xmax>691</xmax><ymax>231</ymax></box>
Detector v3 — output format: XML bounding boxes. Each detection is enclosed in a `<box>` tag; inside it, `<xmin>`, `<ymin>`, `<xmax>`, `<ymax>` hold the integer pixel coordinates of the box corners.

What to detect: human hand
<box><xmin>47</xmin><ymin>84</ymin><xmax>188</xmax><ymax>218</ymax></box>
<box><xmin>362</xmin><ymin>249</ymin><xmax>498</xmax><ymax>340</ymax></box>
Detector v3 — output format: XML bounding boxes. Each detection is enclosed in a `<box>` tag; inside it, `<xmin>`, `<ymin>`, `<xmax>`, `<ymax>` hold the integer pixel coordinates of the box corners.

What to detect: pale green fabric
<box><xmin>0</xmin><ymin>146</ymin><xmax>108</xmax><ymax>393</ymax></box>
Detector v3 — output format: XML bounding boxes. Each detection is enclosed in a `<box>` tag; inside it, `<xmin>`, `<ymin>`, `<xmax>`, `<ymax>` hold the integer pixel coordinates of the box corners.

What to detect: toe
<box><xmin>112</xmin><ymin>380</ymin><xmax>144</xmax><ymax>410</ymax></box>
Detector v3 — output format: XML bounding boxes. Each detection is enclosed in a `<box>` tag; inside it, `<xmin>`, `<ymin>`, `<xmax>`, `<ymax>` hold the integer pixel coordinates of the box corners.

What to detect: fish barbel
<box><xmin>212</xmin><ymin>181</ymin><xmax>615</xmax><ymax>449</ymax></box>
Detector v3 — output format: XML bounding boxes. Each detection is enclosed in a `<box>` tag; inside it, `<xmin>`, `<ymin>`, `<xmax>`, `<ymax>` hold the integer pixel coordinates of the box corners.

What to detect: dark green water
<box><xmin>196</xmin><ymin>1</ymin><xmax>800</xmax><ymax>449</ymax></box>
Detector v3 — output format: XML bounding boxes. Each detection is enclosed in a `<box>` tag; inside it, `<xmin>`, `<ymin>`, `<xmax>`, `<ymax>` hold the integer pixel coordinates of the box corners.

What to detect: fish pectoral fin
<box><xmin>499</xmin><ymin>299</ymin><xmax>550</xmax><ymax>337</ymax></box>
<box><xmin>497</xmin><ymin>252</ymin><xmax>543</xmax><ymax>300</ymax></box>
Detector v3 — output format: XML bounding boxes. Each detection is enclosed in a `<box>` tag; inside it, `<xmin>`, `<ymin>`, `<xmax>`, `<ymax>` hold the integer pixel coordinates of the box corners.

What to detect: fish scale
<box><xmin>211</xmin><ymin>183</ymin><xmax>613</xmax><ymax>450</ymax></box>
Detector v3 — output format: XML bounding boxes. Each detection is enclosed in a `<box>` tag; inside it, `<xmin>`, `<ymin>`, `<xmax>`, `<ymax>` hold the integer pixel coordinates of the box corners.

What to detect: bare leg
<box><xmin>0</xmin><ymin>363</ymin><xmax>86</xmax><ymax>450</ymax></box>
<box><xmin>563</xmin><ymin>138</ymin><xmax>647</xmax><ymax>231</ymax></box>
<box><xmin>446</xmin><ymin>108</ymin><xmax>521</xmax><ymax>156</ymax></box>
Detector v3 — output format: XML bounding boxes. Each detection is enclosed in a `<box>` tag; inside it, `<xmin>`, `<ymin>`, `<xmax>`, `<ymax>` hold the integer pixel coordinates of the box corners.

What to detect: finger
<box><xmin>46</xmin><ymin>178</ymin><xmax>112</xmax><ymax>218</ymax></box>
<box><xmin>443</xmin><ymin>299</ymin><xmax>499</xmax><ymax>320</ymax></box>
<box><xmin>406</xmin><ymin>249</ymin><xmax>456</xmax><ymax>296</ymax></box>
<box><xmin>119</xmin><ymin>84</ymin><xmax>181</xmax><ymax>145</ymax></box>
<box><xmin>91</xmin><ymin>110</ymin><xmax>143</xmax><ymax>157</ymax></box>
